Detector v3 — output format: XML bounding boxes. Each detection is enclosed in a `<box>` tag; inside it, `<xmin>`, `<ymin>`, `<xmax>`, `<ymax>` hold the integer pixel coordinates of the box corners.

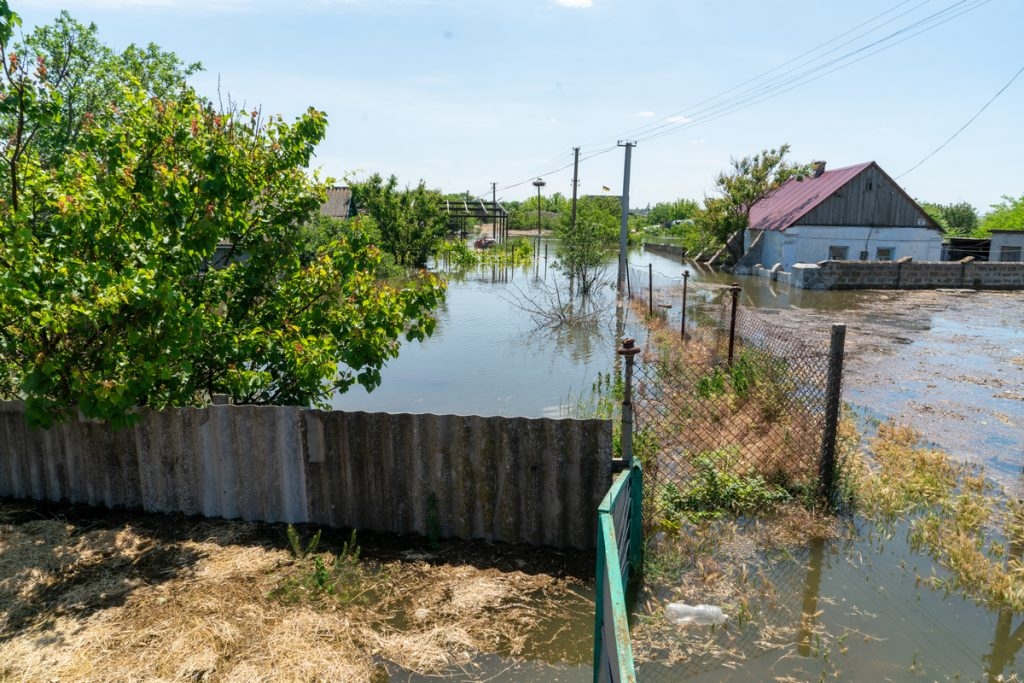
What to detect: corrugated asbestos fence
<box><xmin>0</xmin><ymin>401</ymin><xmax>612</xmax><ymax>550</ymax></box>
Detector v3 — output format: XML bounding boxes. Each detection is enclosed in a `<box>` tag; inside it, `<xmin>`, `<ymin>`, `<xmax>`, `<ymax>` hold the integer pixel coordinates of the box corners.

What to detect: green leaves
<box><xmin>0</xmin><ymin>29</ymin><xmax>444</xmax><ymax>426</ymax></box>
<box><xmin>349</xmin><ymin>173</ymin><xmax>447</xmax><ymax>267</ymax></box>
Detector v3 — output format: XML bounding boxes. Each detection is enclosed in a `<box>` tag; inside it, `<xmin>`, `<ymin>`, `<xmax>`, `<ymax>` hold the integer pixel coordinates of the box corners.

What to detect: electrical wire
<box><xmin>482</xmin><ymin>0</ymin><xmax>993</xmax><ymax>200</ymax></box>
<box><xmin>897</xmin><ymin>63</ymin><xmax>1024</xmax><ymax>179</ymax></box>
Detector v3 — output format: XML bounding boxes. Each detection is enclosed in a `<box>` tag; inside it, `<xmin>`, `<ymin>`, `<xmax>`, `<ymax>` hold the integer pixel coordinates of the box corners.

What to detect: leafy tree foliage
<box><xmin>919</xmin><ymin>200</ymin><xmax>979</xmax><ymax>236</ymax></box>
<box><xmin>978</xmin><ymin>194</ymin><xmax>1024</xmax><ymax>234</ymax></box>
<box><xmin>0</xmin><ymin>7</ymin><xmax>200</xmax><ymax>208</ymax></box>
<box><xmin>0</xmin><ymin>6</ymin><xmax>444</xmax><ymax>427</ymax></box>
<box><xmin>701</xmin><ymin>144</ymin><xmax>810</xmax><ymax>259</ymax></box>
<box><xmin>349</xmin><ymin>173</ymin><xmax>447</xmax><ymax>267</ymax></box>
<box><xmin>643</xmin><ymin>198</ymin><xmax>700</xmax><ymax>228</ymax></box>
<box><xmin>554</xmin><ymin>197</ymin><xmax>618</xmax><ymax>295</ymax></box>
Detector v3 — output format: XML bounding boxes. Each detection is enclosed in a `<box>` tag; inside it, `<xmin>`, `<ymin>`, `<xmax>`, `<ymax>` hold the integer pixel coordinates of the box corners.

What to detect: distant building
<box><xmin>320</xmin><ymin>186</ymin><xmax>353</xmax><ymax>219</ymax></box>
<box><xmin>990</xmin><ymin>230</ymin><xmax>1024</xmax><ymax>262</ymax></box>
<box><xmin>738</xmin><ymin>161</ymin><xmax>943</xmax><ymax>274</ymax></box>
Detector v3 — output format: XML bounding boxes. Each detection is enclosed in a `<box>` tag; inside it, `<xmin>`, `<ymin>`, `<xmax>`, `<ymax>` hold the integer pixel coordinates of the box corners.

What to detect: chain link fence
<box><xmin>610</xmin><ymin>261</ymin><xmax>846</xmax><ymax>682</ymax></box>
<box><xmin>623</xmin><ymin>262</ymin><xmax>842</xmax><ymax>528</ymax></box>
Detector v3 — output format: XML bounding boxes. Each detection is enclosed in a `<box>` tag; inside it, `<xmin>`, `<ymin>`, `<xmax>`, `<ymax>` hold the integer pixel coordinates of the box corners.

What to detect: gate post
<box><xmin>819</xmin><ymin>323</ymin><xmax>847</xmax><ymax>507</ymax></box>
<box><xmin>617</xmin><ymin>338</ymin><xmax>641</xmax><ymax>469</ymax></box>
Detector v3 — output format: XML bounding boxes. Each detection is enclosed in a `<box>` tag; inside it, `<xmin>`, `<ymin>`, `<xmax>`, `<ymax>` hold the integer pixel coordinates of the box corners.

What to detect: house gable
<box><xmin>747</xmin><ymin>161</ymin><xmax>940</xmax><ymax>232</ymax></box>
<box><xmin>792</xmin><ymin>163</ymin><xmax>938</xmax><ymax>230</ymax></box>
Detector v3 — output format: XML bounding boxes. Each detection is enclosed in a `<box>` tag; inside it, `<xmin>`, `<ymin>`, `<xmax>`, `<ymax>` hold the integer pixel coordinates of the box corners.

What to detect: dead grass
<box><xmin>852</xmin><ymin>421</ymin><xmax>1024</xmax><ymax>612</ymax></box>
<box><xmin>0</xmin><ymin>502</ymin><xmax>592</xmax><ymax>682</ymax></box>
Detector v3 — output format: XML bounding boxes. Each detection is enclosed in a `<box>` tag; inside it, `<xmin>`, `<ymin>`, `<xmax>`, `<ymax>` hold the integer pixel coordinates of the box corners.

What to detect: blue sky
<box><xmin>13</xmin><ymin>0</ymin><xmax>1024</xmax><ymax>214</ymax></box>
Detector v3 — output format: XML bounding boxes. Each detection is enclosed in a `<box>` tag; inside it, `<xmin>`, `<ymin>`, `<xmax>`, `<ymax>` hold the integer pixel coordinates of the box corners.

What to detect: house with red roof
<box><xmin>736</xmin><ymin>161</ymin><xmax>943</xmax><ymax>275</ymax></box>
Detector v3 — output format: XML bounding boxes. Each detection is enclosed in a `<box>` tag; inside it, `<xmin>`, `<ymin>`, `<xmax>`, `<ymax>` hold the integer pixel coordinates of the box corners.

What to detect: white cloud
<box><xmin>665</xmin><ymin>115</ymin><xmax>692</xmax><ymax>124</ymax></box>
<box><xmin>689</xmin><ymin>139</ymin><xmax>706</xmax><ymax>145</ymax></box>
<box><xmin>554</xmin><ymin>0</ymin><xmax>593</xmax><ymax>8</ymax></box>
<box><xmin>632</xmin><ymin>111</ymin><xmax>655</xmax><ymax>118</ymax></box>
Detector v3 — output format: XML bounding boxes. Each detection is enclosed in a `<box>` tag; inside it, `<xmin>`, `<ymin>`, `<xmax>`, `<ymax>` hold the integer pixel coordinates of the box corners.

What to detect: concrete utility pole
<box><xmin>570</xmin><ymin>146</ymin><xmax>580</xmax><ymax>230</ymax></box>
<box><xmin>491</xmin><ymin>181</ymin><xmax>497</xmax><ymax>240</ymax></box>
<box><xmin>617</xmin><ymin>140</ymin><xmax>636</xmax><ymax>293</ymax></box>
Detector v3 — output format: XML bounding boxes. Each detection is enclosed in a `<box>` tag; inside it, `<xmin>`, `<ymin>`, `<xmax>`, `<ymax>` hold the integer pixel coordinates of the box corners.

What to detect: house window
<box><xmin>859</xmin><ymin>251</ymin><xmax>869</xmax><ymax>260</ymax></box>
<box><xmin>876</xmin><ymin>247</ymin><xmax>894</xmax><ymax>261</ymax></box>
<box><xmin>828</xmin><ymin>246</ymin><xmax>849</xmax><ymax>260</ymax></box>
<box><xmin>1000</xmin><ymin>246</ymin><xmax>1023</xmax><ymax>262</ymax></box>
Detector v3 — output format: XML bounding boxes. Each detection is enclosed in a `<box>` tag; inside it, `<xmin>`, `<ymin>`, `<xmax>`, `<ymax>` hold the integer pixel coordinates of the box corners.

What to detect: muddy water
<box><xmin>639</xmin><ymin>519</ymin><xmax>1024</xmax><ymax>682</ymax></box>
<box><xmin>637</xmin><ymin>248</ymin><xmax>1024</xmax><ymax>479</ymax></box>
<box><xmin>345</xmin><ymin>245</ymin><xmax>1023</xmax><ymax>680</ymax></box>
<box><xmin>635</xmin><ymin>250</ymin><xmax>1024</xmax><ymax>681</ymax></box>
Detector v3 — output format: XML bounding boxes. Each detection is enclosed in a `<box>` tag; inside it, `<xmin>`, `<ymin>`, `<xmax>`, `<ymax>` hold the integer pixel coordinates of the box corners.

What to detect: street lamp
<box><xmin>532</xmin><ymin>177</ymin><xmax>546</xmax><ymax>252</ymax></box>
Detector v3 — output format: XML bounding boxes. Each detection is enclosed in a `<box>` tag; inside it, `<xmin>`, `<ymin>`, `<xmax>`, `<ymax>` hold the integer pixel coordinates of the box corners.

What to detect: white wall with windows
<box><xmin>752</xmin><ymin>226</ymin><xmax>942</xmax><ymax>272</ymax></box>
<box><xmin>990</xmin><ymin>231</ymin><xmax>1024</xmax><ymax>262</ymax></box>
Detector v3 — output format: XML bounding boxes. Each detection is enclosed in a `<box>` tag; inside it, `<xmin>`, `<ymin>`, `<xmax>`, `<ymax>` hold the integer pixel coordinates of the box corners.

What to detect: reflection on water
<box><xmin>641</xmin><ymin>519</ymin><xmax>1024</xmax><ymax>681</ymax></box>
<box><xmin>330</xmin><ymin>240</ymin><xmax>628</xmax><ymax>418</ymax></box>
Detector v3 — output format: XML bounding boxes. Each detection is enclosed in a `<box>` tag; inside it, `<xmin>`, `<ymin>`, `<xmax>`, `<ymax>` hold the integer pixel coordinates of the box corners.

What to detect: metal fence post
<box><xmin>680</xmin><ymin>269</ymin><xmax>689</xmax><ymax>340</ymax></box>
<box><xmin>617</xmin><ymin>338</ymin><xmax>641</xmax><ymax>468</ymax></box>
<box><xmin>648</xmin><ymin>264</ymin><xmax>653</xmax><ymax>316</ymax></box>
<box><xmin>727</xmin><ymin>282</ymin><xmax>741</xmax><ymax>366</ymax></box>
<box><xmin>819</xmin><ymin>323</ymin><xmax>847</xmax><ymax>507</ymax></box>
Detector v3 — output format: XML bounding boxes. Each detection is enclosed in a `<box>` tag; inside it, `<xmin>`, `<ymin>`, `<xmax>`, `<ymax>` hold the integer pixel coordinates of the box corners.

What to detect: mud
<box><xmin>769</xmin><ymin>289</ymin><xmax>1024</xmax><ymax>480</ymax></box>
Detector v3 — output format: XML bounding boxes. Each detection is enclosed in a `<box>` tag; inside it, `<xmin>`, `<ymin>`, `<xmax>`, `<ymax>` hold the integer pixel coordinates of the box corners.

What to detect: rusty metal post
<box><xmin>648</xmin><ymin>264</ymin><xmax>653</xmax><ymax>316</ymax></box>
<box><xmin>617</xmin><ymin>338</ymin><xmax>641</xmax><ymax>469</ymax></box>
<box><xmin>819</xmin><ymin>323</ymin><xmax>847</xmax><ymax>507</ymax></box>
<box><xmin>680</xmin><ymin>270</ymin><xmax>690</xmax><ymax>340</ymax></box>
<box><xmin>727</xmin><ymin>283</ymin><xmax>741</xmax><ymax>366</ymax></box>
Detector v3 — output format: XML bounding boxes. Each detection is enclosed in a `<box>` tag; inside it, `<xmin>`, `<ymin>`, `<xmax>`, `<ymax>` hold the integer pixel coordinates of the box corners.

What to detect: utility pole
<box><xmin>570</xmin><ymin>146</ymin><xmax>580</xmax><ymax>230</ymax></box>
<box><xmin>617</xmin><ymin>140</ymin><xmax>635</xmax><ymax>293</ymax></box>
<box><xmin>491</xmin><ymin>181</ymin><xmax>497</xmax><ymax>240</ymax></box>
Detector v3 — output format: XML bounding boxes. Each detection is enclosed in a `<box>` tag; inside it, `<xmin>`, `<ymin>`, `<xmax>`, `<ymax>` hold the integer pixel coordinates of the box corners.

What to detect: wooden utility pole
<box><xmin>617</xmin><ymin>141</ymin><xmax>636</xmax><ymax>293</ymax></box>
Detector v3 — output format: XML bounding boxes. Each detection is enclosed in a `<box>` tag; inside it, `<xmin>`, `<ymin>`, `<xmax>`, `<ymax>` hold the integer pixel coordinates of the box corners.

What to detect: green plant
<box><xmin>273</xmin><ymin>529</ymin><xmax>366</xmax><ymax>606</ymax></box>
<box><xmin>286</xmin><ymin>524</ymin><xmax>322</xmax><ymax>559</ymax></box>
<box><xmin>696</xmin><ymin>367</ymin><xmax>727</xmax><ymax>399</ymax></box>
<box><xmin>659</xmin><ymin>448</ymin><xmax>791</xmax><ymax>523</ymax></box>
<box><xmin>436</xmin><ymin>238</ymin><xmax>479</xmax><ymax>268</ymax></box>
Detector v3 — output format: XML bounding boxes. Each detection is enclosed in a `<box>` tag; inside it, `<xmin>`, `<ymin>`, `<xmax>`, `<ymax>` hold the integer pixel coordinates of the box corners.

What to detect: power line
<box><xmin>484</xmin><ymin>0</ymin><xmax>993</xmax><ymax>200</ymax></box>
<box><xmin>897</xmin><ymin>63</ymin><xmax>1024</xmax><ymax>179</ymax></box>
<box><xmin>632</xmin><ymin>0</ymin><xmax>990</xmax><ymax>145</ymax></box>
<box><xmin>637</xmin><ymin>0</ymin><xmax>991</xmax><ymax>146</ymax></box>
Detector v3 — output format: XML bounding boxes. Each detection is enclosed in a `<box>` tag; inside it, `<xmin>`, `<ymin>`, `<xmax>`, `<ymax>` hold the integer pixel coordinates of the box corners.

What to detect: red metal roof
<box><xmin>747</xmin><ymin>161</ymin><xmax>874</xmax><ymax>232</ymax></box>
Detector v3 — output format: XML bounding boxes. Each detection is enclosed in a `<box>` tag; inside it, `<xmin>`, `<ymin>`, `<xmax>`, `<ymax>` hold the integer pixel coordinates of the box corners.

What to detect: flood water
<box><xmin>335</xmin><ymin>240</ymin><xmax>1024</xmax><ymax>681</ymax></box>
<box><xmin>640</xmin><ymin>518</ymin><xmax>1024</xmax><ymax>682</ymax></box>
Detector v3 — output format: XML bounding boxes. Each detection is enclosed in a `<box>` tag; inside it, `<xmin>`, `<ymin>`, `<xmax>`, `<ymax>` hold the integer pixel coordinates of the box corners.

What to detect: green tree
<box><xmin>555</xmin><ymin>197</ymin><xmax>618</xmax><ymax>295</ymax></box>
<box><xmin>644</xmin><ymin>198</ymin><xmax>700</xmax><ymax>228</ymax></box>
<box><xmin>349</xmin><ymin>174</ymin><xmax>447</xmax><ymax>267</ymax></box>
<box><xmin>919</xmin><ymin>200</ymin><xmax>979</xmax><ymax>236</ymax></box>
<box><xmin>0</xmin><ymin>7</ymin><xmax>200</xmax><ymax>207</ymax></box>
<box><xmin>978</xmin><ymin>194</ymin><xmax>1024</xmax><ymax>234</ymax></box>
<box><xmin>702</xmin><ymin>144</ymin><xmax>810</xmax><ymax>260</ymax></box>
<box><xmin>0</xmin><ymin>6</ymin><xmax>444</xmax><ymax>427</ymax></box>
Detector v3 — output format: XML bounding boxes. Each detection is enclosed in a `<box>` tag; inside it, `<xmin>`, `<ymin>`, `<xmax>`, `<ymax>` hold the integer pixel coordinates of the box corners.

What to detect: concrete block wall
<box><xmin>0</xmin><ymin>402</ymin><xmax>612</xmax><ymax>549</ymax></box>
<box><xmin>786</xmin><ymin>260</ymin><xmax>1024</xmax><ymax>290</ymax></box>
